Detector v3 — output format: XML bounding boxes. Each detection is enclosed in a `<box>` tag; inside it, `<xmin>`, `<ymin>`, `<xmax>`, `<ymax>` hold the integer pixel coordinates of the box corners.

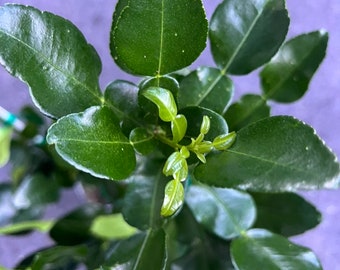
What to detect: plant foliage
<box><xmin>0</xmin><ymin>0</ymin><xmax>339</xmax><ymax>269</ymax></box>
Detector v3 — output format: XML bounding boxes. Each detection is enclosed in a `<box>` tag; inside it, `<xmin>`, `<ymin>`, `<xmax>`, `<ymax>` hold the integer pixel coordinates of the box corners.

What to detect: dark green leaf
<box><xmin>231</xmin><ymin>229</ymin><xmax>322</xmax><ymax>270</ymax></box>
<box><xmin>0</xmin><ymin>126</ymin><xmax>12</xmax><ymax>167</ymax></box>
<box><xmin>195</xmin><ymin>116</ymin><xmax>340</xmax><ymax>191</ymax></box>
<box><xmin>224</xmin><ymin>94</ymin><xmax>270</xmax><ymax>131</ymax></box>
<box><xmin>104</xmin><ymin>229</ymin><xmax>167</xmax><ymax>270</ymax></box>
<box><xmin>179</xmin><ymin>106</ymin><xmax>228</xmax><ymax>141</ymax></box>
<box><xmin>31</xmin><ymin>245</ymin><xmax>88</xmax><ymax>270</ymax></box>
<box><xmin>104</xmin><ymin>80</ymin><xmax>142</xmax><ymax>131</ymax></box>
<box><xmin>50</xmin><ymin>203</ymin><xmax>105</xmax><ymax>245</ymax></box>
<box><xmin>261</xmin><ymin>31</ymin><xmax>328</xmax><ymax>102</ymax></box>
<box><xmin>129</xmin><ymin>127</ymin><xmax>156</xmax><ymax>155</ymax></box>
<box><xmin>178</xmin><ymin>67</ymin><xmax>234</xmax><ymax>114</ymax></box>
<box><xmin>186</xmin><ymin>184</ymin><xmax>256</xmax><ymax>239</ymax></box>
<box><xmin>13</xmin><ymin>174</ymin><xmax>59</xmax><ymax>209</ymax></box>
<box><xmin>46</xmin><ymin>106</ymin><xmax>136</xmax><ymax>180</ymax></box>
<box><xmin>110</xmin><ymin>0</ymin><xmax>208</xmax><ymax>75</ymax></box>
<box><xmin>140</xmin><ymin>75</ymin><xmax>179</xmax><ymax>98</ymax></box>
<box><xmin>209</xmin><ymin>0</ymin><xmax>289</xmax><ymax>74</ymax></box>
<box><xmin>251</xmin><ymin>192</ymin><xmax>321</xmax><ymax>237</ymax></box>
<box><xmin>0</xmin><ymin>4</ymin><xmax>102</xmax><ymax>118</ymax></box>
<box><xmin>90</xmin><ymin>214</ymin><xmax>138</xmax><ymax>240</ymax></box>
<box><xmin>122</xmin><ymin>159</ymin><xmax>166</xmax><ymax>230</ymax></box>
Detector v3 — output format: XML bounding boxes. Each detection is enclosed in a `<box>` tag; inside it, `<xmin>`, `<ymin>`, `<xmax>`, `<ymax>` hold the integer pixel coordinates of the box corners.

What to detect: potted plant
<box><xmin>0</xmin><ymin>0</ymin><xmax>339</xmax><ymax>269</ymax></box>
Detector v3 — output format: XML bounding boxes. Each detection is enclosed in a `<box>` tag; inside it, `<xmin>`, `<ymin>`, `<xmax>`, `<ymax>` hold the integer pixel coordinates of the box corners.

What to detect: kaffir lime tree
<box><xmin>0</xmin><ymin>0</ymin><xmax>339</xmax><ymax>269</ymax></box>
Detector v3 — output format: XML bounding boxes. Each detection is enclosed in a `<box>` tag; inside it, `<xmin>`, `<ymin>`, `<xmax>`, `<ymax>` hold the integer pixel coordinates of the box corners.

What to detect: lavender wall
<box><xmin>0</xmin><ymin>0</ymin><xmax>339</xmax><ymax>269</ymax></box>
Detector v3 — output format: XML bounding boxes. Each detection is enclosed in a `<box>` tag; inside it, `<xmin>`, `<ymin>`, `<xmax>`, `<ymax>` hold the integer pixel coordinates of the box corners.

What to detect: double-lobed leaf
<box><xmin>261</xmin><ymin>31</ymin><xmax>329</xmax><ymax>102</ymax></box>
<box><xmin>231</xmin><ymin>229</ymin><xmax>322</xmax><ymax>270</ymax></box>
<box><xmin>178</xmin><ymin>66</ymin><xmax>234</xmax><ymax>114</ymax></box>
<box><xmin>209</xmin><ymin>0</ymin><xmax>289</xmax><ymax>74</ymax></box>
<box><xmin>186</xmin><ymin>184</ymin><xmax>256</xmax><ymax>239</ymax></box>
<box><xmin>195</xmin><ymin>116</ymin><xmax>340</xmax><ymax>191</ymax></box>
<box><xmin>47</xmin><ymin>106</ymin><xmax>136</xmax><ymax>180</ymax></box>
<box><xmin>0</xmin><ymin>4</ymin><xmax>102</xmax><ymax>118</ymax></box>
<box><xmin>110</xmin><ymin>0</ymin><xmax>208</xmax><ymax>76</ymax></box>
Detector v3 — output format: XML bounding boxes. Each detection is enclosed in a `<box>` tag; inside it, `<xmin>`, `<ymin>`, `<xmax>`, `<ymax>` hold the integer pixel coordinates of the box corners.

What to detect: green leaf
<box><xmin>186</xmin><ymin>184</ymin><xmax>256</xmax><ymax>239</ymax></box>
<box><xmin>224</xmin><ymin>94</ymin><xmax>270</xmax><ymax>132</ymax></box>
<box><xmin>161</xmin><ymin>179</ymin><xmax>185</xmax><ymax>217</ymax></box>
<box><xmin>0</xmin><ymin>220</ymin><xmax>54</xmax><ymax>235</ymax></box>
<box><xmin>0</xmin><ymin>126</ymin><xmax>12</xmax><ymax>167</ymax></box>
<box><xmin>104</xmin><ymin>80</ymin><xmax>143</xmax><ymax>133</ymax></box>
<box><xmin>110</xmin><ymin>0</ymin><xmax>208</xmax><ymax>76</ymax></box>
<box><xmin>50</xmin><ymin>204</ymin><xmax>105</xmax><ymax>245</ymax></box>
<box><xmin>261</xmin><ymin>31</ymin><xmax>329</xmax><ymax>102</ymax></box>
<box><xmin>140</xmin><ymin>75</ymin><xmax>180</xmax><ymax>99</ymax></box>
<box><xmin>46</xmin><ymin>106</ymin><xmax>136</xmax><ymax>180</ymax></box>
<box><xmin>195</xmin><ymin>116</ymin><xmax>340</xmax><ymax>191</ymax></box>
<box><xmin>171</xmin><ymin>114</ymin><xmax>187</xmax><ymax>143</ymax></box>
<box><xmin>90</xmin><ymin>214</ymin><xmax>138</xmax><ymax>240</ymax></box>
<box><xmin>129</xmin><ymin>127</ymin><xmax>156</xmax><ymax>155</ymax></box>
<box><xmin>12</xmin><ymin>174</ymin><xmax>59</xmax><ymax>209</ymax></box>
<box><xmin>231</xmin><ymin>229</ymin><xmax>322</xmax><ymax>270</ymax></box>
<box><xmin>251</xmin><ymin>192</ymin><xmax>321</xmax><ymax>237</ymax></box>
<box><xmin>142</xmin><ymin>87</ymin><xmax>177</xmax><ymax>122</ymax></box>
<box><xmin>209</xmin><ymin>0</ymin><xmax>289</xmax><ymax>74</ymax></box>
<box><xmin>178</xmin><ymin>67</ymin><xmax>234</xmax><ymax>114</ymax></box>
<box><xmin>179</xmin><ymin>106</ymin><xmax>228</xmax><ymax>141</ymax></box>
<box><xmin>0</xmin><ymin>4</ymin><xmax>102</xmax><ymax>118</ymax></box>
<box><xmin>104</xmin><ymin>229</ymin><xmax>167</xmax><ymax>270</ymax></box>
<box><xmin>31</xmin><ymin>245</ymin><xmax>88</xmax><ymax>270</ymax></box>
<box><xmin>122</xmin><ymin>159</ymin><xmax>166</xmax><ymax>230</ymax></box>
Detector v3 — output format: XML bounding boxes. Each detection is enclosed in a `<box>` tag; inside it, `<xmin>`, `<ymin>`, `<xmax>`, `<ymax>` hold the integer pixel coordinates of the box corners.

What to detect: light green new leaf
<box><xmin>231</xmin><ymin>229</ymin><xmax>322</xmax><ymax>270</ymax></box>
<box><xmin>0</xmin><ymin>126</ymin><xmax>12</xmax><ymax>167</ymax></box>
<box><xmin>0</xmin><ymin>4</ymin><xmax>102</xmax><ymax>118</ymax></box>
<box><xmin>261</xmin><ymin>31</ymin><xmax>329</xmax><ymax>102</ymax></box>
<box><xmin>186</xmin><ymin>184</ymin><xmax>256</xmax><ymax>239</ymax></box>
<box><xmin>224</xmin><ymin>94</ymin><xmax>270</xmax><ymax>132</ymax></box>
<box><xmin>178</xmin><ymin>66</ymin><xmax>234</xmax><ymax>114</ymax></box>
<box><xmin>210</xmin><ymin>0</ymin><xmax>289</xmax><ymax>74</ymax></box>
<box><xmin>0</xmin><ymin>220</ymin><xmax>54</xmax><ymax>235</ymax></box>
<box><xmin>161</xmin><ymin>179</ymin><xmax>185</xmax><ymax>217</ymax></box>
<box><xmin>46</xmin><ymin>106</ymin><xmax>136</xmax><ymax>180</ymax></box>
<box><xmin>90</xmin><ymin>214</ymin><xmax>138</xmax><ymax>240</ymax></box>
<box><xmin>110</xmin><ymin>0</ymin><xmax>208</xmax><ymax>76</ymax></box>
<box><xmin>142</xmin><ymin>87</ymin><xmax>177</xmax><ymax>122</ymax></box>
<box><xmin>195</xmin><ymin>116</ymin><xmax>340</xmax><ymax>192</ymax></box>
<box><xmin>171</xmin><ymin>114</ymin><xmax>187</xmax><ymax>143</ymax></box>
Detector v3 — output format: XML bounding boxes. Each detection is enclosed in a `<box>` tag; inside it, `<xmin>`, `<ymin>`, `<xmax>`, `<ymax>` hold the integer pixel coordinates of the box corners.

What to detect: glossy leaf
<box><xmin>129</xmin><ymin>127</ymin><xmax>156</xmax><ymax>155</ymax></box>
<box><xmin>209</xmin><ymin>0</ymin><xmax>289</xmax><ymax>74</ymax></box>
<box><xmin>90</xmin><ymin>214</ymin><xmax>138</xmax><ymax>240</ymax></box>
<box><xmin>251</xmin><ymin>192</ymin><xmax>321</xmax><ymax>237</ymax></box>
<box><xmin>231</xmin><ymin>229</ymin><xmax>322</xmax><ymax>270</ymax></box>
<box><xmin>104</xmin><ymin>80</ymin><xmax>142</xmax><ymax>131</ymax></box>
<box><xmin>195</xmin><ymin>116</ymin><xmax>340</xmax><ymax>191</ymax></box>
<box><xmin>0</xmin><ymin>126</ymin><xmax>12</xmax><ymax>167</ymax></box>
<box><xmin>171</xmin><ymin>114</ymin><xmax>187</xmax><ymax>143</ymax></box>
<box><xmin>179</xmin><ymin>106</ymin><xmax>228</xmax><ymax>141</ymax></box>
<box><xmin>224</xmin><ymin>94</ymin><xmax>270</xmax><ymax>132</ymax></box>
<box><xmin>186</xmin><ymin>184</ymin><xmax>256</xmax><ymax>239</ymax></box>
<box><xmin>140</xmin><ymin>75</ymin><xmax>180</xmax><ymax>98</ymax></box>
<box><xmin>142</xmin><ymin>87</ymin><xmax>177</xmax><ymax>122</ymax></box>
<box><xmin>104</xmin><ymin>229</ymin><xmax>167</xmax><ymax>270</ymax></box>
<box><xmin>122</xmin><ymin>159</ymin><xmax>167</xmax><ymax>230</ymax></box>
<box><xmin>46</xmin><ymin>106</ymin><xmax>136</xmax><ymax>180</ymax></box>
<box><xmin>0</xmin><ymin>220</ymin><xmax>53</xmax><ymax>235</ymax></box>
<box><xmin>178</xmin><ymin>67</ymin><xmax>234</xmax><ymax>114</ymax></box>
<box><xmin>213</xmin><ymin>132</ymin><xmax>237</xmax><ymax>151</ymax></box>
<box><xmin>261</xmin><ymin>31</ymin><xmax>329</xmax><ymax>102</ymax></box>
<box><xmin>161</xmin><ymin>179</ymin><xmax>185</xmax><ymax>217</ymax></box>
<box><xmin>13</xmin><ymin>174</ymin><xmax>59</xmax><ymax>209</ymax></box>
<box><xmin>0</xmin><ymin>4</ymin><xmax>102</xmax><ymax>118</ymax></box>
<box><xmin>110</xmin><ymin>0</ymin><xmax>208</xmax><ymax>75</ymax></box>
<box><xmin>50</xmin><ymin>204</ymin><xmax>105</xmax><ymax>245</ymax></box>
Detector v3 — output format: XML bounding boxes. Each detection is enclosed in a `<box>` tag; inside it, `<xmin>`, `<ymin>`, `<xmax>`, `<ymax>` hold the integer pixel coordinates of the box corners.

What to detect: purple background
<box><xmin>0</xmin><ymin>0</ymin><xmax>339</xmax><ymax>269</ymax></box>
